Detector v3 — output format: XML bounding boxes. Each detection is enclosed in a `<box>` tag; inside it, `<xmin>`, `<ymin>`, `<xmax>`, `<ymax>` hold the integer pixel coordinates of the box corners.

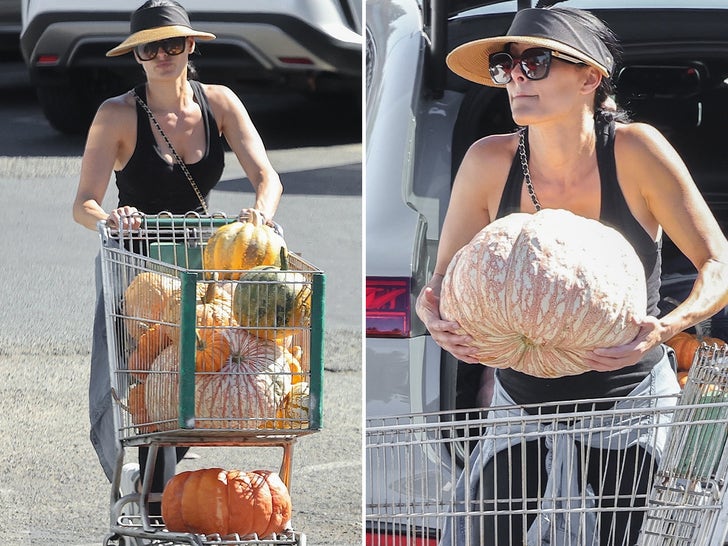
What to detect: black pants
<box><xmin>477</xmin><ymin>439</ymin><xmax>656</xmax><ymax>546</ymax></box>
<box><xmin>139</xmin><ymin>446</ymin><xmax>189</xmax><ymax>516</ymax></box>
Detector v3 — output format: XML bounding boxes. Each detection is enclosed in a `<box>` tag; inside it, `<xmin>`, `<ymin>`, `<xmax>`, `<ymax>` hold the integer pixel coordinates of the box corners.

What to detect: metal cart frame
<box><xmin>98</xmin><ymin>213</ymin><xmax>325</xmax><ymax>546</ymax></box>
<box><xmin>366</xmin><ymin>345</ymin><xmax>728</xmax><ymax>546</ymax></box>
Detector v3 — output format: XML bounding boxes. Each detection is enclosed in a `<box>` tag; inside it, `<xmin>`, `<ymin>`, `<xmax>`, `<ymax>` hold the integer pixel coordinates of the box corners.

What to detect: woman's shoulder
<box><xmin>613</xmin><ymin>120</ymin><xmax>675</xmax><ymax>161</ymax></box>
<box><xmin>464</xmin><ymin>131</ymin><xmax>520</xmax><ymax>166</ymax></box>
<box><xmin>94</xmin><ymin>90</ymin><xmax>137</xmax><ymax>124</ymax></box>
<box><xmin>196</xmin><ymin>82</ymin><xmax>240</xmax><ymax>107</ymax></box>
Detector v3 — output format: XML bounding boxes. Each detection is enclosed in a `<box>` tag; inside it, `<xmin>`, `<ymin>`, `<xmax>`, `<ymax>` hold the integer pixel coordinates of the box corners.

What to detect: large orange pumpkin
<box><xmin>203</xmin><ymin>211</ymin><xmax>287</xmax><ymax>280</ymax></box>
<box><xmin>440</xmin><ymin>209</ymin><xmax>646</xmax><ymax>378</ymax></box>
<box><xmin>161</xmin><ymin>467</ymin><xmax>291</xmax><ymax>538</ymax></box>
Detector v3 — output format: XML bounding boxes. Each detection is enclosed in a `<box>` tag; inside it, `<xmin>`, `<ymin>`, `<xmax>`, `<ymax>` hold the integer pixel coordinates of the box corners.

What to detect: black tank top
<box><xmin>495</xmin><ymin>117</ymin><xmax>663</xmax><ymax>411</ymax></box>
<box><xmin>115</xmin><ymin>80</ymin><xmax>225</xmax><ymax>214</ymax></box>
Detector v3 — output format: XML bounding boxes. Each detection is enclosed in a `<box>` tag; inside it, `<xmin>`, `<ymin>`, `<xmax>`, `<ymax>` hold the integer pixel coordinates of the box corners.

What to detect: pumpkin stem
<box><xmin>279</xmin><ymin>247</ymin><xmax>289</xmax><ymax>271</ymax></box>
<box><xmin>242</xmin><ymin>209</ymin><xmax>265</xmax><ymax>226</ymax></box>
<box><xmin>202</xmin><ymin>282</ymin><xmax>217</xmax><ymax>305</ymax></box>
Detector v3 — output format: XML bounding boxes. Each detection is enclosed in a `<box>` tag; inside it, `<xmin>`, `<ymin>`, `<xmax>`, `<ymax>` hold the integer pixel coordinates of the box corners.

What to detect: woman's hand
<box><xmin>416</xmin><ymin>279</ymin><xmax>481</xmax><ymax>364</ymax></box>
<box><xmin>106</xmin><ymin>206</ymin><xmax>143</xmax><ymax>231</ymax></box>
<box><xmin>584</xmin><ymin>315</ymin><xmax>665</xmax><ymax>372</ymax></box>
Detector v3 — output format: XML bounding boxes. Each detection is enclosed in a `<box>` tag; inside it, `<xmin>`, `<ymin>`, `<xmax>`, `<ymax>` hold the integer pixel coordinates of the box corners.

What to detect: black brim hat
<box><xmin>106</xmin><ymin>3</ymin><xmax>215</xmax><ymax>57</ymax></box>
<box><xmin>447</xmin><ymin>8</ymin><xmax>614</xmax><ymax>87</ymax></box>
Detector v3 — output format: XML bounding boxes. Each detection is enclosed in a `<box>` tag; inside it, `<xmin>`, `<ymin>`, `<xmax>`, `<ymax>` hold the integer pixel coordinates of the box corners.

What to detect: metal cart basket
<box><xmin>366</xmin><ymin>344</ymin><xmax>728</xmax><ymax>546</ymax></box>
<box><xmin>98</xmin><ymin>213</ymin><xmax>325</xmax><ymax>546</ymax></box>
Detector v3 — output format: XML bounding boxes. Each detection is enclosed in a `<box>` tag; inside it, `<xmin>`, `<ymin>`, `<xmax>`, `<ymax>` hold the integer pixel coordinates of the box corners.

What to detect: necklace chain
<box><xmin>132</xmin><ymin>89</ymin><xmax>210</xmax><ymax>215</ymax></box>
<box><xmin>518</xmin><ymin>128</ymin><xmax>542</xmax><ymax>212</ymax></box>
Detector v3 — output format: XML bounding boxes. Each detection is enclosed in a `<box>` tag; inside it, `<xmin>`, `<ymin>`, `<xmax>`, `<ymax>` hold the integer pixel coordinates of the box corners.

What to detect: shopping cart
<box><xmin>366</xmin><ymin>344</ymin><xmax>728</xmax><ymax>546</ymax></box>
<box><xmin>98</xmin><ymin>213</ymin><xmax>325</xmax><ymax>546</ymax></box>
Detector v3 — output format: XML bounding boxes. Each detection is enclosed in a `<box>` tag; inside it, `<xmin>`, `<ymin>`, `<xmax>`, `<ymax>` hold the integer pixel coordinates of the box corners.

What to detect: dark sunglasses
<box><xmin>489</xmin><ymin>47</ymin><xmax>583</xmax><ymax>84</ymax></box>
<box><xmin>134</xmin><ymin>37</ymin><xmax>188</xmax><ymax>61</ymax></box>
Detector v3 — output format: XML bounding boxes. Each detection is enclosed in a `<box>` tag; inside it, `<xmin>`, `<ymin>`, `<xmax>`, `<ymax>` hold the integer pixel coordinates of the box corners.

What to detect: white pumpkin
<box><xmin>196</xmin><ymin>329</ymin><xmax>291</xmax><ymax>429</ymax></box>
<box><xmin>439</xmin><ymin>209</ymin><xmax>646</xmax><ymax>378</ymax></box>
<box><xmin>144</xmin><ymin>330</ymin><xmax>291</xmax><ymax>430</ymax></box>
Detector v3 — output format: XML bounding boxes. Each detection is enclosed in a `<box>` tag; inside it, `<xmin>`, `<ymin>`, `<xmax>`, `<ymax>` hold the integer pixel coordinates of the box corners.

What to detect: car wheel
<box><xmin>36</xmin><ymin>83</ymin><xmax>98</xmax><ymax>135</ymax></box>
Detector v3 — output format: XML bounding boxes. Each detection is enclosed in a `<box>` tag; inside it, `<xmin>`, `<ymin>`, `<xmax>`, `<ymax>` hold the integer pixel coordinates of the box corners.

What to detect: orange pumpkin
<box><xmin>161</xmin><ymin>467</ymin><xmax>291</xmax><ymax>538</ymax></box>
<box><xmin>203</xmin><ymin>211</ymin><xmax>287</xmax><ymax>280</ymax></box>
<box><xmin>195</xmin><ymin>327</ymin><xmax>231</xmax><ymax>373</ymax></box>
<box><xmin>127</xmin><ymin>382</ymin><xmax>157</xmax><ymax>433</ymax></box>
<box><xmin>128</xmin><ymin>324</ymin><xmax>172</xmax><ymax>380</ymax></box>
<box><xmin>122</xmin><ymin>271</ymin><xmax>180</xmax><ymax>341</ymax></box>
<box><xmin>677</xmin><ymin>371</ymin><xmax>689</xmax><ymax>389</ymax></box>
<box><xmin>440</xmin><ymin>209</ymin><xmax>646</xmax><ymax>378</ymax></box>
<box><xmin>666</xmin><ymin>332</ymin><xmax>701</xmax><ymax>372</ymax></box>
<box><xmin>161</xmin><ymin>282</ymin><xmax>236</xmax><ymax>344</ymax></box>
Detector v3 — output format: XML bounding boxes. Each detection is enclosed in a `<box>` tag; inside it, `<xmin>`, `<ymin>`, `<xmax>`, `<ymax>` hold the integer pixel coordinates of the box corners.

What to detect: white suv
<box><xmin>19</xmin><ymin>0</ymin><xmax>362</xmax><ymax>134</ymax></box>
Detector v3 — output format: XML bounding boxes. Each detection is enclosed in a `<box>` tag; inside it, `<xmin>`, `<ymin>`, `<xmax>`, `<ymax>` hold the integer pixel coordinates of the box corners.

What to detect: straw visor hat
<box><xmin>447</xmin><ymin>8</ymin><xmax>614</xmax><ymax>87</ymax></box>
<box><xmin>106</xmin><ymin>3</ymin><xmax>216</xmax><ymax>57</ymax></box>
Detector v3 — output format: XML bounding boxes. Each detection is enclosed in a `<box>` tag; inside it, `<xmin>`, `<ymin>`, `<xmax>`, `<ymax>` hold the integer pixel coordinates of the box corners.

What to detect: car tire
<box><xmin>36</xmin><ymin>83</ymin><xmax>98</xmax><ymax>135</ymax></box>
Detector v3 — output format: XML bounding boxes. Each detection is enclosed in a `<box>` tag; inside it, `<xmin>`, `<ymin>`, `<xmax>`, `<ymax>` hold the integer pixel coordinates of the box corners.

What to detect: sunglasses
<box><xmin>489</xmin><ymin>47</ymin><xmax>583</xmax><ymax>85</ymax></box>
<box><xmin>134</xmin><ymin>37</ymin><xmax>188</xmax><ymax>61</ymax></box>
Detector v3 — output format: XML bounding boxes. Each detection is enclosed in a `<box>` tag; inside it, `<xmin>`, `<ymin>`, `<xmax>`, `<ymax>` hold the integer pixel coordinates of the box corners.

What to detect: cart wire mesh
<box><xmin>366</xmin><ymin>344</ymin><xmax>728</xmax><ymax>546</ymax></box>
<box><xmin>99</xmin><ymin>213</ymin><xmax>325</xmax><ymax>444</ymax></box>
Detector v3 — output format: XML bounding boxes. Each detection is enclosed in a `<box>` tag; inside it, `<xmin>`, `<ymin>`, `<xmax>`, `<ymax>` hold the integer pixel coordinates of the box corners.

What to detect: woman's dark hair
<box><xmin>549</xmin><ymin>7</ymin><xmax>630</xmax><ymax>123</ymax></box>
<box><xmin>136</xmin><ymin>0</ymin><xmax>199</xmax><ymax>80</ymax></box>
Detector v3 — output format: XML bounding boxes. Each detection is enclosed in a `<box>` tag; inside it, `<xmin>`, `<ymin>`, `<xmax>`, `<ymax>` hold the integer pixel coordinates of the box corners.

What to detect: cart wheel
<box><xmin>102</xmin><ymin>533</ymin><xmax>121</xmax><ymax>546</ymax></box>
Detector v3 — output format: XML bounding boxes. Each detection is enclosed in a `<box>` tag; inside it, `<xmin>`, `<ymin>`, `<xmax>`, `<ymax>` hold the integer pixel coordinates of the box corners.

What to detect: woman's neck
<box><xmin>144</xmin><ymin>78</ymin><xmax>192</xmax><ymax>114</ymax></box>
<box><xmin>526</xmin><ymin>116</ymin><xmax>597</xmax><ymax>184</ymax></box>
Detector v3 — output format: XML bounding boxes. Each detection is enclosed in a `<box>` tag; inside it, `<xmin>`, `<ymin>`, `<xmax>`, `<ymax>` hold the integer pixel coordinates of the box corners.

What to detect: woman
<box><xmin>72</xmin><ymin>0</ymin><xmax>283</xmax><ymax>513</ymax></box>
<box><xmin>415</xmin><ymin>6</ymin><xmax>728</xmax><ymax>546</ymax></box>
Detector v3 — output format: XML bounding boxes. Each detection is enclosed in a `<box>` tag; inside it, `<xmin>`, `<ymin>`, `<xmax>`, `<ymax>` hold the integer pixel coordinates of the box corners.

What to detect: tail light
<box><xmin>366</xmin><ymin>277</ymin><xmax>411</xmax><ymax>338</ymax></box>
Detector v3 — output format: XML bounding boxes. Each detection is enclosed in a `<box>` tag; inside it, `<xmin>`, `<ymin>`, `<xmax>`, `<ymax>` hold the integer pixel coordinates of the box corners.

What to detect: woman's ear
<box><xmin>581</xmin><ymin>66</ymin><xmax>603</xmax><ymax>95</ymax></box>
<box><xmin>188</xmin><ymin>37</ymin><xmax>196</xmax><ymax>54</ymax></box>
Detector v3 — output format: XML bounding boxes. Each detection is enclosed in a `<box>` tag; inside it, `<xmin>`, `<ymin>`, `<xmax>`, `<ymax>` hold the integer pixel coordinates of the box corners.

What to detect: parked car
<box><xmin>365</xmin><ymin>0</ymin><xmax>728</xmax><ymax>543</ymax></box>
<box><xmin>19</xmin><ymin>0</ymin><xmax>362</xmax><ymax>134</ymax></box>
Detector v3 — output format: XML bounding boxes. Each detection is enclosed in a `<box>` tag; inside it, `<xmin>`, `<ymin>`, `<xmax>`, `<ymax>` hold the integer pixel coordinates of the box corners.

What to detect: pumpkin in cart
<box><xmin>202</xmin><ymin>210</ymin><xmax>287</xmax><ymax>280</ymax></box>
<box><xmin>122</xmin><ymin>271</ymin><xmax>180</xmax><ymax>341</ymax></box>
<box><xmin>665</xmin><ymin>331</ymin><xmax>701</xmax><ymax>372</ymax></box>
<box><xmin>440</xmin><ymin>209</ymin><xmax>647</xmax><ymax>378</ymax></box>
<box><xmin>160</xmin><ymin>282</ymin><xmax>236</xmax><ymax>345</ymax></box>
<box><xmin>145</xmin><ymin>330</ymin><xmax>291</xmax><ymax>430</ymax></box>
<box><xmin>195</xmin><ymin>330</ymin><xmax>291</xmax><ymax>428</ymax></box>
<box><xmin>161</xmin><ymin>467</ymin><xmax>292</xmax><ymax>538</ymax></box>
<box><xmin>127</xmin><ymin>324</ymin><xmax>172</xmax><ymax>380</ymax></box>
<box><xmin>232</xmin><ymin>249</ymin><xmax>312</xmax><ymax>341</ymax></box>
<box><xmin>275</xmin><ymin>381</ymin><xmax>310</xmax><ymax>429</ymax></box>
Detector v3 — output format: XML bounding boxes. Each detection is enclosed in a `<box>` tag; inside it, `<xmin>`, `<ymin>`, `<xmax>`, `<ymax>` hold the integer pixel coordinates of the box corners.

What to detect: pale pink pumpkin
<box><xmin>439</xmin><ymin>209</ymin><xmax>646</xmax><ymax>378</ymax></box>
<box><xmin>196</xmin><ymin>329</ymin><xmax>290</xmax><ymax>428</ymax></box>
<box><xmin>145</xmin><ymin>330</ymin><xmax>290</xmax><ymax>429</ymax></box>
